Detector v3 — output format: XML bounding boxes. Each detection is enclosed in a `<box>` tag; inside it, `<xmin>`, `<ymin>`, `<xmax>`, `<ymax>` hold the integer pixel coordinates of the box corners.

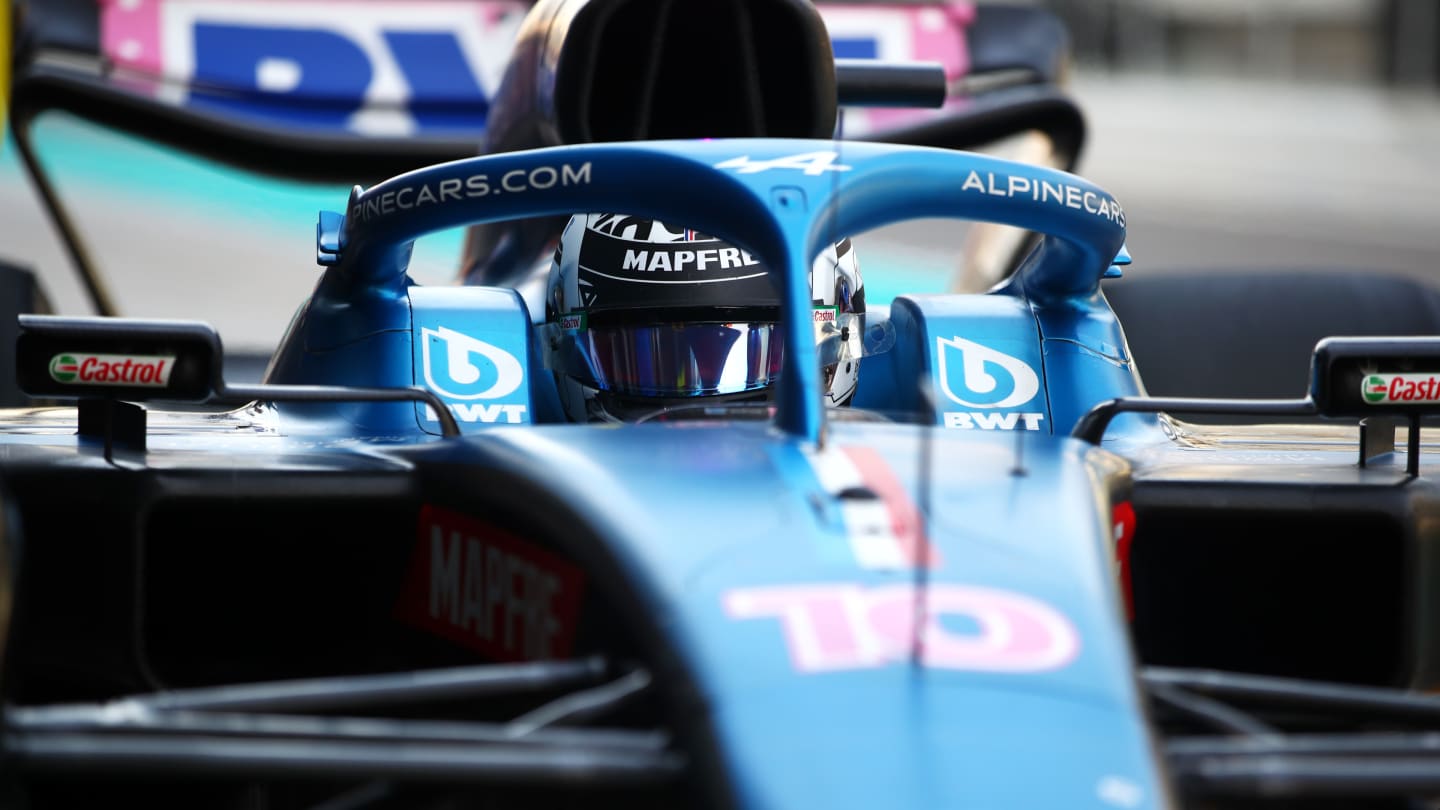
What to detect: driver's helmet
<box><xmin>544</xmin><ymin>213</ymin><xmax>864</xmax><ymax>422</ymax></box>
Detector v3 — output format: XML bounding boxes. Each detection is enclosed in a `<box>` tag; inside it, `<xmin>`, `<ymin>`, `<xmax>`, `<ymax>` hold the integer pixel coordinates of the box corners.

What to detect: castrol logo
<box><xmin>48</xmin><ymin>353</ymin><xmax>175</xmax><ymax>387</ymax></box>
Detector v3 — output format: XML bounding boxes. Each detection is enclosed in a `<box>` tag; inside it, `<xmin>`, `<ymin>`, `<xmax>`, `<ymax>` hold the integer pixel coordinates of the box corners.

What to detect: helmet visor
<box><xmin>563</xmin><ymin>322</ymin><xmax>784</xmax><ymax>398</ymax></box>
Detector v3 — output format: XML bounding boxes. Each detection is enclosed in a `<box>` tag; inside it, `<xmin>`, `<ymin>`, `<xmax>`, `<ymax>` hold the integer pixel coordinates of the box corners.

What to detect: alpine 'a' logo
<box><xmin>421</xmin><ymin>326</ymin><xmax>524</xmax><ymax>400</ymax></box>
<box><xmin>936</xmin><ymin>336</ymin><xmax>1040</xmax><ymax>409</ymax></box>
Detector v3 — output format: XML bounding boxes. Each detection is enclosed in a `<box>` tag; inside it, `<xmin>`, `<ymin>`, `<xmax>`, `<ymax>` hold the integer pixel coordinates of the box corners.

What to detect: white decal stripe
<box><xmin>805</xmin><ymin>444</ymin><xmax>865</xmax><ymax>492</ymax></box>
<box><xmin>803</xmin><ymin>445</ymin><xmax>909</xmax><ymax>570</ymax></box>
<box><xmin>841</xmin><ymin>502</ymin><xmax>911</xmax><ymax>570</ymax></box>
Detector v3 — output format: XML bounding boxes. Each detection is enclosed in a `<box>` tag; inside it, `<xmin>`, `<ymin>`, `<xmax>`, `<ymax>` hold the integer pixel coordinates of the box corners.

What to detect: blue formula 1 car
<box><xmin>6</xmin><ymin>2</ymin><xmax>1440</xmax><ymax>809</ymax></box>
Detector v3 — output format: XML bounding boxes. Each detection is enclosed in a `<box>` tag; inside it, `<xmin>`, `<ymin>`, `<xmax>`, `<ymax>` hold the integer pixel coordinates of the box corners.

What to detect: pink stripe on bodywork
<box><xmin>476</xmin><ymin>1</ymin><xmax>523</xmax><ymax>27</ymax></box>
<box><xmin>824</xmin><ymin>2</ymin><xmax>976</xmax><ymax>132</ymax></box>
<box><xmin>822</xmin><ymin>1</ymin><xmax>974</xmax><ymax>76</ymax></box>
<box><xmin>909</xmin><ymin>1</ymin><xmax>975</xmax><ymax>78</ymax></box>
<box><xmin>840</xmin><ymin>444</ymin><xmax>941</xmax><ymax>568</ymax></box>
<box><xmin>100</xmin><ymin>0</ymin><xmax>164</xmax><ymax>74</ymax></box>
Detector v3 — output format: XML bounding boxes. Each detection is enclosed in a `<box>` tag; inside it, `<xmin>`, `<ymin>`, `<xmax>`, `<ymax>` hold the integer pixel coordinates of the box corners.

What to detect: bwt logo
<box><xmin>937</xmin><ymin>336</ymin><xmax>1039</xmax><ymax>407</ymax></box>
<box><xmin>421</xmin><ymin>326</ymin><xmax>527</xmax><ymax>425</ymax></box>
<box><xmin>936</xmin><ymin>336</ymin><xmax>1045</xmax><ymax>432</ymax></box>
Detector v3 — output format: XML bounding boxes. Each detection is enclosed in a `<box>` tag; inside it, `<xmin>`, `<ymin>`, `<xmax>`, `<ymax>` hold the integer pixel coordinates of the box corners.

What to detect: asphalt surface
<box><xmin>3</xmin><ymin>71</ymin><xmax>1439</xmax><ymax>358</ymax></box>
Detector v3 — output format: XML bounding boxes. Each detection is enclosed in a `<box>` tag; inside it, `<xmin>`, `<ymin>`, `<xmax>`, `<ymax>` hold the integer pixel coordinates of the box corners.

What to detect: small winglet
<box><xmin>316</xmin><ymin>210</ymin><xmax>346</xmax><ymax>267</ymax></box>
<box><xmin>1104</xmin><ymin>243</ymin><xmax>1132</xmax><ymax>279</ymax></box>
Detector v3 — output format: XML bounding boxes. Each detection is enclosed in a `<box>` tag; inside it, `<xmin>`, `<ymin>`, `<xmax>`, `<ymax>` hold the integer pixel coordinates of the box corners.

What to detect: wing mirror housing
<box><xmin>16</xmin><ymin>315</ymin><xmax>222</xmax><ymax>402</ymax></box>
<box><xmin>1310</xmin><ymin>337</ymin><xmax>1440</xmax><ymax>418</ymax></box>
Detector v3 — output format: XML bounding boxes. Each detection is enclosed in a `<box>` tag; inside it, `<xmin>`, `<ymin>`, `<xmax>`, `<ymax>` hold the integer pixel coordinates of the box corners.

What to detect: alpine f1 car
<box><xmin>5</xmin><ymin>1</ymin><xmax>1440</xmax><ymax>809</ymax></box>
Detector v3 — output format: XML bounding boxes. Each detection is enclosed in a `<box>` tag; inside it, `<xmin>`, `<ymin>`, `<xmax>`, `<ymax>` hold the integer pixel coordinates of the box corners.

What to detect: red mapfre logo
<box><xmin>397</xmin><ymin>505</ymin><xmax>586</xmax><ymax>661</ymax></box>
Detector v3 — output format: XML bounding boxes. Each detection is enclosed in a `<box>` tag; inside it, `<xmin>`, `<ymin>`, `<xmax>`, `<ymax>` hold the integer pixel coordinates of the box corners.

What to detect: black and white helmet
<box><xmin>544</xmin><ymin>213</ymin><xmax>864</xmax><ymax>421</ymax></box>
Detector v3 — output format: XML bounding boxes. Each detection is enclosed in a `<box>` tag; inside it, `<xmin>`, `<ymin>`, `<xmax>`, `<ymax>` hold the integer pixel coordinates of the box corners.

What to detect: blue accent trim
<box><xmin>1104</xmin><ymin>242</ymin><xmax>1133</xmax><ymax>278</ymax></box>
<box><xmin>190</xmin><ymin>23</ymin><xmax>371</xmax><ymax>129</ymax></box>
<box><xmin>831</xmin><ymin>38</ymin><xmax>880</xmax><ymax>60</ymax></box>
<box><xmin>383</xmin><ymin>30</ymin><xmax>490</xmax><ymax>132</ymax></box>
<box><xmin>316</xmin><ymin>210</ymin><xmax>345</xmax><ymax>265</ymax></box>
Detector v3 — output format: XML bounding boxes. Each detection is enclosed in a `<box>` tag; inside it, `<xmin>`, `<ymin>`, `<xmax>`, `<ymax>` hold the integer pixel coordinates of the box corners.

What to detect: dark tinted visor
<box><xmin>557</xmin><ymin>321</ymin><xmax>783</xmax><ymax>397</ymax></box>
